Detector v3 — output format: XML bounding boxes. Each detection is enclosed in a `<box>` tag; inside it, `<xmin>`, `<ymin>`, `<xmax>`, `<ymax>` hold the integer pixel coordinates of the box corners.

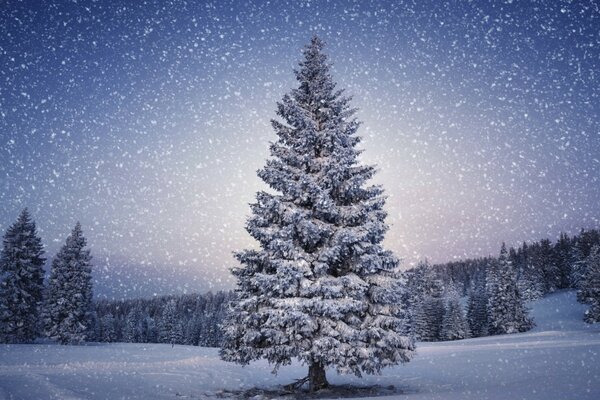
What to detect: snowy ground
<box><xmin>1</xmin><ymin>290</ymin><xmax>599</xmax><ymax>400</ymax></box>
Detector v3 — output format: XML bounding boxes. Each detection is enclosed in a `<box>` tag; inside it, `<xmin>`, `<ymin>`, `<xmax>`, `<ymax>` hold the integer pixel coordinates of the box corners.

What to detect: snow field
<box><xmin>0</xmin><ymin>290</ymin><xmax>598</xmax><ymax>400</ymax></box>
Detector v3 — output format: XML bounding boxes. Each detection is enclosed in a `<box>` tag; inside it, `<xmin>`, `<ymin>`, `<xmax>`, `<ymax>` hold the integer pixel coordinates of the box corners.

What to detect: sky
<box><xmin>1</xmin><ymin>0</ymin><xmax>599</xmax><ymax>298</ymax></box>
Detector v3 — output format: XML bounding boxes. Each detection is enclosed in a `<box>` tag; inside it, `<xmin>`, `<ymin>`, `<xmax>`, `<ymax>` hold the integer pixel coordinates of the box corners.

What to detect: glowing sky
<box><xmin>1</xmin><ymin>1</ymin><xmax>599</xmax><ymax>298</ymax></box>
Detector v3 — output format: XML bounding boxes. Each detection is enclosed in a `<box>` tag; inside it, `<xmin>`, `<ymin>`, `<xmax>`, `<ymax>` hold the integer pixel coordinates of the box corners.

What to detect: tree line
<box><xmin>402</xmin><ymin>228</ymin><xmax>600</xmax><ymax>342</ymax></box>
<box><xmin>1</xmin><ymin>208</ymin><xmax>599</xmax><ymax>347</ymax></box>
<box><xmin>0</xmin><ymin>208</ymin><xmax>232</xmax><ymax>347</ymax></box>
<box><xmin>94</xmin><ymin>290</ymin><xmax>232</xmax><ymax>347</ymax></box>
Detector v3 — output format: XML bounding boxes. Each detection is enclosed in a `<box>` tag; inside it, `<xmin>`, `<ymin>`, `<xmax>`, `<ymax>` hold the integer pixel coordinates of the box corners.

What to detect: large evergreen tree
<box><xmin>487</xmin><ymin>243</ymin><xmax>533</xmax><ymax>335</ymax></box>
<box><xmin>220</xmin><ymin>36</ymin><xmax>414</xmax><ymax>391</ymax></box>
<box><xmin>0</xmin><ymin>209</ymin><xmax>46</xmax><ymax>343</ymax></box>
<box><xmin>43</xmin><ymin>222</ymin><xmax>94</xmax><ymax>344</ymax></box>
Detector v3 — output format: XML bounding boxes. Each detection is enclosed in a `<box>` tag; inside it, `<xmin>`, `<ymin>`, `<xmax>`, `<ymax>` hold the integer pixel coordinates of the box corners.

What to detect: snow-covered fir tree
<box><xmin>419</xmin><ymin>284</ymin><xmax>445</xmax><ymax>341</ymax></box>
<box><xmin>404</xmin><ymin>262</ymin><xmax>428</xmax><ymax>339</ymax></box>
<box><xmin>571</xmin><ymin>241</ymin><xmax>589</xmax><ymax>302</ymax></box>
<box><xmin>466</xmin><ymin>270</ymin><xmax>489</xmax><ymax>338</ymax></box>
<box><xmin>440</xmin><ymin>286</ymin><xmax>469</xmax><ymax>341</ymax></box>
<box><xmin>160</xmin><ymin>299</ymin><xmax>181</xmax><ymax>346</ymax></box>
<box><xmin>220</xmin><ymin>36</ymin><xmax>414</xmax><ymax>391</ymax></box>
<box><xmin>487</xmin><ymin>243</ymin><xmax>533</xmax><ymax>335</ymax></box>
<box><xmin>552</xmin><ymin>233</ymin><xmax>573</xmax><ymax>290</ymax></box>
<box><xmin>583</xmin><ymin>245</ymin><xmax>600</xmax><ymax>323</ymax></box>
<box><xmin>570</xmin><ymin>242</ymin><xmax>586</xmax><ymax>288</ymax></box>
<box><xmin>516</xmin><ymin>265</ymin><xmax>545</xmax><ymax>302</ymax></box>
<box><xmin>517</xmin><ymin>242</ymin><xmax>546</xmax><ymax>301</ymax></box>
<box><xmin>123</xmin><ymin>307</ymin><xmax>145</xmax><ymax>343</ymax></box>
<box><xmin>43</xmin><ymin>223</ymin><xmax>94</xmax><ymax>344</ymax></box>
<box><xmin>0</xmin><ymin>209</ymin><xmax>46</xmax><ymax>343</ymax></box>
<box><xmin>533</xmin><ymin>239</ymin><xmax>556</xmax><ymax>295</ymax></box>
<box><xmin>100</xmin><ymin>313</ymin><xmax>116</xmax><ymax>342</ymax></box>
<box><xmin>404</xmin><ymin>262</ymin><xmax>445</xmax><ymax>341</ymax></box>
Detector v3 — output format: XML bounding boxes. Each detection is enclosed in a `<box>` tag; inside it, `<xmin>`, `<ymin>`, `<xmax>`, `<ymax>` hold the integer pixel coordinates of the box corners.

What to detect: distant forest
<box><xmin>429</xmin><ymin>228</ymin><xmax>600</xmax><ymax>298</ymax></box>
<box><xmin>94</xmin><ymin>291</ymin><xmax>233</xmax><ymax>347</ymax></box>
<box><xmin>93</xmin><ymin>228</ymin><xmax>600</xmax><ymax>346</ymax></box>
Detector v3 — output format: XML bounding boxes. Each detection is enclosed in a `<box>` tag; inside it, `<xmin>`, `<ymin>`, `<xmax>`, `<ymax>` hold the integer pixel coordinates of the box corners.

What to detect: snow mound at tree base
<box><xmin>206</xmin><ymin>384</ymin><xmax>399</xmax><ymax>399</ymax></box>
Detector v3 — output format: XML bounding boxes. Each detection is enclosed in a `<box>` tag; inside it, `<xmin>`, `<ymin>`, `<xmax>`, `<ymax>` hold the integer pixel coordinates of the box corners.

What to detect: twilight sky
<box><xmin>1</xmin><ymin>0</ymin><xmax>599</xmax><ymax>298</ymax></box>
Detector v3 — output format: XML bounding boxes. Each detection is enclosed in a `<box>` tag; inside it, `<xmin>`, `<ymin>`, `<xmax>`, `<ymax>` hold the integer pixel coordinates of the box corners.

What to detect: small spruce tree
<box><xmin>572</xmin><ymin>241</ymin><xmax>591</xmax><ymax>303</ymax></box>
<box><xmin>440</xmin><ymin>286</ymin><xmax>469</xmax><ymax>341</ymax></box>
<box><xmin>100</xmin><ymin>313</ymin><xmax>117</xmax><ymax>342</ymax></box>
<box><xmin>0</xmin><ymin>209</ymin><xmax>46</xmax><ymax>343</ymax></box>
<box><xmin>160</xmin><ymin>299</ymin><xmax>180</xmax><ymax>346</ymax></box>
<box><xmin>466</xmin><ymin>270</ymin><xmax>489</xmax><ymax>338</ymax></box>
<box><xmin>124</xmin><ymin>307</ymin><xmax>144</xmax><ymax>343</ymax></box>
<box><xmin>487</xmin><ymin>243</ymin><xmax>534</xmax><ymax>335</ymax></box>
<box><xmin>583</xmin><ymin>245</ymin><xmax>600</xmax><ymax>323</ymax></box>
<box><xmin>220</xmin><ymin>36</ymin><xmax>414</xmax><ymax>391</ymax></box>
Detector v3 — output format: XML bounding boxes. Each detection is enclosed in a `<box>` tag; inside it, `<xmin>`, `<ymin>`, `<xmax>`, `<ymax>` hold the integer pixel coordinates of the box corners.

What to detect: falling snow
<box><xmin>0</xmin><ymin>0</ymin><xmax>599</xmax><ymax>297</ymax></box>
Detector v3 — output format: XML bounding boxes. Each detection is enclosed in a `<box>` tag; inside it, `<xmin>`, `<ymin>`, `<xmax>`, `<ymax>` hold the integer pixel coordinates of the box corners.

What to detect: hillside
<box><xmin>0</xmin><ymin>291</ymin><xmax>598</xmax><ymax>399</ymax></box>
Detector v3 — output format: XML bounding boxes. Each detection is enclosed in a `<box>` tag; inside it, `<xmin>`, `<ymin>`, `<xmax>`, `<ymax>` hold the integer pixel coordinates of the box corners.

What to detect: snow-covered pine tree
<box><xmin>553</xmin><ymin>233</ymin><xmax>572</xmax><ymax>290</ymax></box>
<box><xmin>0</xmin><ymin>209</ymin><xmax>46</xmax><ymax>343</ymax></box>
<box><xmin>403</xmin><ymin>262</ymin><xmax>446</xmax><ymax>341</ymax></box>
<box><xmin>583</xmin><ymin>245</ymin><xmax>600</xmax><ymax>323</ymax></box>
<box><xmin>466</xmin><ymin>269</ymin><xmax>489</xmax><ymax>337</ymax></box>
<box><xmin>515</xmin><ymin>242</ymin><xmax>545</xmax><ymax>301</ymax></box>
<box><xmin>124</xmin><ymin>307</ymin><xmax>144</xmax><ymax>343</ymax></box>
<box><xmin>220</xmin><ymin>36</ymin><xmax>414</xmax><ymax>391</ymax></box>
<box><xmin>419</xmin><ymin>276</ymin><xmax>445</xmax><ymax>341</ymax></box>
<box><xmin>571</xmin><ymin>241</ymin><xmax>590</xmax><ymax>302</ymax></box>
<box><xmin>100</xmin><ymin>313</ymin><xmax>116</xmax><ymax>342</ymax></box>
<box><xmin>43</xmin><ymin>223</ymin><xmax>94</xmax><ymax>344</ymax></box>
<box><xmin>571</xmin><ymin>242</ymin><xmax>586</xmax><ymax>288</ymax></box>
<box><xmin>404</xmin><ymin>262</ymin><xmax>428</xmax><ymax>340</ymax></box>
<box><xmin>535</xmin><ymin>239</ymin><xmax>557</xmax><ymax>295</ymax></box>
<box><xmin>440</xmin><ymin>285</ymin><xmax>469</xmax><ymax>341</ymax></box>
<box><xmin>160</xmin><ymin>299</ymin><xmax>180</xmax><ymax>346</ymax></box>
<box><xmin>487</xmin><ymin>243</ymin><xmax>533</xmax><ymax>335</ymax></box>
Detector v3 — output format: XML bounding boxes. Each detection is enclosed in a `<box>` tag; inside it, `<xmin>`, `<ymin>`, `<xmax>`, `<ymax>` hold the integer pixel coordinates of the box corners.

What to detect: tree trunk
<box><xmin>308</xmin><ymin>361</ymin><xmax>328</xmax><ymax>392</ymax></box>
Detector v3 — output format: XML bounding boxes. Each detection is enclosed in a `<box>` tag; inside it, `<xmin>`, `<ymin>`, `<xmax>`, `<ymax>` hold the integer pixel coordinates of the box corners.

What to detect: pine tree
<box><xmin>536</xmin><ymin>239</ymin><xmax>557</xmax><ymax>294</ymax></box>
<box><xmin>553</xmin><ymin>233</ymin><xmax>572</xmax><ymax>290</ymax></box>
<box><xmin>0</xmin><ymin>209</ymin><xmax>46</xmax><ymax>343</ymax></box>
<box><xmin>43</xmin><ymin>223</ymin><xmax>94</xmax><ymax>344</ymax></box>
<box><xmin>571</xmin><ymin>241</ymin><xmax>590</xmax><ymax>302</ymax></box>
<box><xmin>124</xmin><ymin>307</ymin><xmax>144</xmax><ymax>343</ymax></box>
<box><xmin>100</xmin><ymin>313</ymin><xmax>116</xmax><ymax>342</ymax></box>
<box><xmin>583</xmin><ymin>245</ymin><xmax>600</xmax><ymax>323</ymax></box>
<box><xmin>516</xmin><ymin>242</ymin><xmax>545</xmax><ymax>301</ymax></box>
<box><xmin>220</xmin><ymin>36</ymin><xmax>414</xmax><ymax>391</ymax></box>
<box><xmin>487</xmin><ymin>243</ymin><xmax>533</xmax><ymax>335</ymax></box>
<box><xmin>467</xmin><ymin>270</ymin><xmax>488</xmax><ymax>338</ymax></box>
<box><xmin>404</xmin><ymin>262</ymin><xmax>429</xmax><ymax>340</ymax></box>
<box><xmin>418</xmin><ymin>272</ymin><xmax>445</xmax><ymax>341</ymax></box>
<box><xmin>160</xmin><ymin>299</ymin><xmax>180</xmax><ymax>345</ymax></box>
<box><xmin>440</xmin><ymin>286</ymin><xmax>469</xmax><ymax>341</ymax></box>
